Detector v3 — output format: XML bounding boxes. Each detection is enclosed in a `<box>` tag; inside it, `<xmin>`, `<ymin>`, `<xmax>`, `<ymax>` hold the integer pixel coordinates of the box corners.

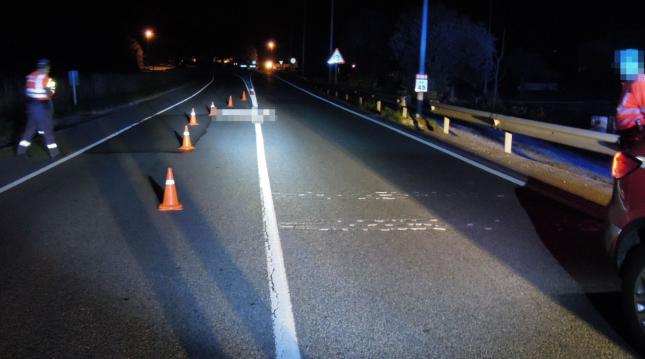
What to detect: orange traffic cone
<box><xmin>189</xmin><ymin>108</ymin><xmax>199</xmax><ymax>126</ymax></box>
<box><xmin>158</xmin><ymin>168</ymin><xmax>184</xmax><ymax>211</ymax></box>
<box><xmin>241</xmin><ymin>91</ymin><xmax>247</xmax><ymax>102</ymax></box>
<box><xmin>178</xmin><ymin>125</ymin><xmax>195</xmax><ymax>152</ymax></box>
<box><xmin>227</xmin><ymin>96</ymin><xmax>234</xmax><ymax>108</ymax></box>
<box><xmin>209</xmin><ymin>102</ymin><xmax>218</xmax><ymax>117</ymax></box>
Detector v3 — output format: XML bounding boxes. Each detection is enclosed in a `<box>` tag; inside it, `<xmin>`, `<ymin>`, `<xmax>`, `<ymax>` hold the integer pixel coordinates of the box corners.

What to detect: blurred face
<box><xmin>615</xmin><ymin>49</ymin><xmax>644</xmax><ymax>81</ymax></box>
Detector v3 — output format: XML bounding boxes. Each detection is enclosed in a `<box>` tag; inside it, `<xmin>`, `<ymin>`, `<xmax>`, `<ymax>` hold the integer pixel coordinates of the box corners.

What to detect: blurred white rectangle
<box><xmin>216</xmin><ymin>109</ymin><xmax>276</xmax><ymax>123</ymax></box>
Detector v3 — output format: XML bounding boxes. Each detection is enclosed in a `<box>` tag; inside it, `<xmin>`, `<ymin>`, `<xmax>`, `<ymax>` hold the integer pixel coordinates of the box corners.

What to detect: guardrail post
<box><xmin>443</xmin><ymin>117</ymin><xmax>450</xmax><ymax>135</ymax></box>
<box><xmin>402</xmin><ymin>106</ymin><xmax>408</xmax><ymax>119</ymax></box>
<box><xmin>335</xmin><ymin>90</ymin><xmax>338</xmax><ymax>97</ymax></box>
<box><xmin>345</xmin><ymin>93</ymin><xmax>349</xmax><ymax>101</ymax></box>
<box><xmin>376</xmin><ymin>100</ymin><xmax>382</xmax><ymax>113</ymax></box>
<box><xmin>326</xmin><ymin>89</ymin><xmax>330</xmax><ymax>95</ymax></box>
<box><xmin>504</xmin><ymin>132</ymin><xmax>513</xmax><ymax>154</ymax></box>
<box><xmin>359</xmin><ymin>96</ymin><xmax>363</xmax><ymax>106</ymax></box>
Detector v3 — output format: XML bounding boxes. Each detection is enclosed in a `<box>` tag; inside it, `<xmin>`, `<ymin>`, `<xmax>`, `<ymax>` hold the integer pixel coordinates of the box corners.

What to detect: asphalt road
<box><xmin>0</xmin><ymin>71</ymin><xmax>641</xmax><ymax>358</ymax></box>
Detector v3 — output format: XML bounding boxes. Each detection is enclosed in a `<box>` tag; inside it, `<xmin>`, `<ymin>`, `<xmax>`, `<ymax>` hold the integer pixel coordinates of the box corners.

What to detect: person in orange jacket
<box><xmin>615</xmin><ymin>49</ymin><xmax>645</xmax><ymax>150</ymax></box>
<box><xmin>17</xmin><ymin>59</ymin><xmax>59</xmax><ymax>158</ymax></box>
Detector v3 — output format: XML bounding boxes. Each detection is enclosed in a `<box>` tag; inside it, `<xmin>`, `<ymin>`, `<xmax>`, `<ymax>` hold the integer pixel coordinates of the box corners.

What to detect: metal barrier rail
<box><xmin>429</xmin><ymin>103</ymin><xmax>619</xmax><ymax>156</ymax></box>
<box><xmin>305</xmin><ymin>78</ymin><xmax>620</xmax><ymax>156</ymax></box>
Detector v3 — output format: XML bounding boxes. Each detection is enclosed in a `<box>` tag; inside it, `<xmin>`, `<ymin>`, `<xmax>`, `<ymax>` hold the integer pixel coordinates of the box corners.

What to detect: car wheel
<box><xmin>622</xmin><ymin>244</ymin><xmax>645</xmax><ymax>351</ymax></box>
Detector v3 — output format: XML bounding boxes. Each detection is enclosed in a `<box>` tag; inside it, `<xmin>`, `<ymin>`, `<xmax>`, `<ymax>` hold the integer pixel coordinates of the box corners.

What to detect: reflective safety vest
<box><xmin>616</xmin><ymin>74</ymin><xmax>645</xmax><ymax>131</ymax></box>
<box><xmin>25</xmin><ymin>71</ymin><xmax>54</xmax><ymax>100</ymax></box>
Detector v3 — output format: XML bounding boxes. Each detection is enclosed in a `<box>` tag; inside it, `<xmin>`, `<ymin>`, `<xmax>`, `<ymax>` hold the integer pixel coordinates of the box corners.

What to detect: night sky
<box><xmin>1</xmin><ymin>1</ymin><xmax>644</xmax><ymax>81</ymax></box>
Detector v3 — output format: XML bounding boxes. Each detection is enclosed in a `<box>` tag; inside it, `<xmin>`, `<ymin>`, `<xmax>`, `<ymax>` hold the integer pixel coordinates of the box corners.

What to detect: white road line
<box><xmin>240</xmin><ymin>74</ymin><xmax>301</xmax><ymax>359</ymax></box>
<box><xmin>0</xmin><ymin>77</ymin><xmax>215</xmax><ymax>195</ymax></box>
<box><xmin>235</xmin><ymin>74</ymin><xmax>259</xmax><ymax>108</ymax></box>
<box><xmin>255</xmin><ymin>123</ymin><xmax>301</xmax><ymax>359</ymax></box>
<box><xmin>274</xmin><ymin>76</ymin><xmax>527</xmax><ymax>187</ymax></box>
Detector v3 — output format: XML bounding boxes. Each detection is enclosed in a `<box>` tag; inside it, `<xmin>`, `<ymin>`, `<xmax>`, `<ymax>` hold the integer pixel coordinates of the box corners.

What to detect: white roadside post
<box><xmin>443</xmin><ymin>117</ymin><xmax>451</xmax><ymax>135</ymax></box>
<box><xmin>504</xmin><ymin>132</ymin><xmax>513</xmax><ymax>154</ymax></box>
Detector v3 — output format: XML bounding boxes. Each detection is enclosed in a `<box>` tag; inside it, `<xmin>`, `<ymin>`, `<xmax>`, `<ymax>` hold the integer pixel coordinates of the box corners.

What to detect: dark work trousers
<box><xmin>17</xmin><ymin>99</ymin><xmax>58</xmax><ymax>157</ymax></box>
<box><xmin>619</xmin><ymin>125</ymin><xmax>645</xmax><ymax>151</ymax></box>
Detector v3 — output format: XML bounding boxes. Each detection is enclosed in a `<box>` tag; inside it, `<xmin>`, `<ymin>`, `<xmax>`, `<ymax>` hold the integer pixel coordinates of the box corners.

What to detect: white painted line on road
<box><xmin>235</xmin><ymin>74</ymin><xmax>259</xmax><ymax>108</ymax></box>
<box><xmin>240</xmin><ymin>74</ymin><xmax>301</xmax><ymax>359</ymax></box>
<box><xmin>274</xmin><ymin>76</ymin><xmax>527</xmax><ymax>187</ymax></box>
<box><xmin>255</xmin><ymin>122</ymin><xmax>301</xmax><ymax>359</ymax></box>
<box><xmin>0</xmin><ymin>77</ymin><xmax>216</xmax><ymax>195</ymax></box>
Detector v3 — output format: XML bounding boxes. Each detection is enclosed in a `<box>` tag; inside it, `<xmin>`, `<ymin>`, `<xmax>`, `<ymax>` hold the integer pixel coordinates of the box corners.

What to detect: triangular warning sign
<box><xmin>327</xmin><ymin>48</ymin><xmax>346</xmax><ymax>65</ymax></box>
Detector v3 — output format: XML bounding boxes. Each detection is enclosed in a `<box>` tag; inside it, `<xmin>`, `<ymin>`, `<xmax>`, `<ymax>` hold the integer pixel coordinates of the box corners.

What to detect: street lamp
<box><xmin>144</xmin><ymin>28</ymin><xmax>155</xmax><ymax>71</ymax></box>
<box><xmin>416</xmin><ymin>0</ymin><xmax>429</xmax><ymax>118</ymax></box>
<box><xmin>144</xmin><ymin>29</ymin><xmax>154</xmax><ymax>41</ymax></box>
<box><xmin>267</xmin><ymin>40</ymin><xmax>276</xmax><ymax>64</ymax></box>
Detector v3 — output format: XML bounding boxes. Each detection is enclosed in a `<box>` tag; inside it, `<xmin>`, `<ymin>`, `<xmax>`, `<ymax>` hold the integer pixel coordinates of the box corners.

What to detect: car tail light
<box><xmin>612</xmin><ymin>152</ymin><xmax>642</xmax><ymax>179</ymax></box>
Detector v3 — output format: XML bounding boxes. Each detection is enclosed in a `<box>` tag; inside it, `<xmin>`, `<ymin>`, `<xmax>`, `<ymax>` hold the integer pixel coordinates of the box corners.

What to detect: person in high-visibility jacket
<box><xmin>17</xmin><ymin>59</ymin><xmax>59</xmax><ymax>158</ymax></box>
<box><xmin>615</xmin><ymin>49</ymin><xmax>645</xmax><ymax>149</ymax></box>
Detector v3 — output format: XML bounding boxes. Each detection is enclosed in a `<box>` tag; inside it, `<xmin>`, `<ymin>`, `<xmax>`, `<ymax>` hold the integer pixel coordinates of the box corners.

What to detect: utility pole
<box><xmin>483</xmin><ymin>0</ymin><xmax>493</xmax><ymax>96</ymax></box>
<box><xmin>328</xmin><ymin>0</ymin><xmax>334</xmax><ymax>84</ymax></box>
<box><xmin>416</xmin><ymin>0</ymin><xmax>429</xmax><ymax>117</ymax></box>
<box><xmin>302</xmin><ymin>0</ymin><xmax>306</xmax><ymax>76</ymax></box>
<box><xmin>493</xmin><ymin>27</ymin><xmax>506</xmax><ymax>107</ymax></box>
<box><xmin>488</xmin><ymin>0</ymin><xmax>493</xmax><ymax>33</ymax></box>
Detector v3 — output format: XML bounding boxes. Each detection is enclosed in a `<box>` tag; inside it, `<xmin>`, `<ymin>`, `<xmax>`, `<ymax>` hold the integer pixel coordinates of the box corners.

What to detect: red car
<box><xmin>607</xmin><ymin>140</ymin><xmax>645</xmax><ymax>349</ymax></box>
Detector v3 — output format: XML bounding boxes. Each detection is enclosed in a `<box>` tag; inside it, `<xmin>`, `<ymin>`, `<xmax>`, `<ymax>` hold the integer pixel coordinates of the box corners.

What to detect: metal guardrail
<box><xmin>429</xmin><ymin>103</ymin><xmax>619</xmax><ymax>156</ymax></box>
<box><xmin>303</xmin><ymin>77</ymin><xmax>620</xmax><ymax>156</ymax></box>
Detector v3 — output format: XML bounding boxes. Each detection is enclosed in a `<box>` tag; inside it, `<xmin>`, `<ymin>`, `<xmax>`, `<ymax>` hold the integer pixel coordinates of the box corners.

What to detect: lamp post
<box><xmin>267</xmin><ymin>40</ymin><xmax>275</xmax><ymax>55</ymax></box>
<box><xmin>416</xmin><ymin>0</ymin><xmax>429</xmax><ymax>117</ymax></box>
<box><xmin>302</xmin><ymin>0</ymin><xmax>307</xmax><ymax>76</ymax></box>
<box><xmin>267</xmin><ymin>41</ymin><xmax>276</xmax><ymax>72</ymax></box>
<box><xmin>328</xmin><ymin>0</ymin><xmax>334</xmax><ymax>84</ymax></box>
<box><xmin>144</xmin><ymin>29</ymin><xmax>154</xmax><ymax>71</ymax></box>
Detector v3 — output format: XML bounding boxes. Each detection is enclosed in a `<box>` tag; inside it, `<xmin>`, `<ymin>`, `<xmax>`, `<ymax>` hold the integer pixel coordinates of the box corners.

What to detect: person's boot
<box><xmin>16</xmin><ymin>141</ymin><xmax>29</xmax><ymax>157</ymax></box>
<box><xmin>48</xmin><ymin>147</ymin><xmax>60</xmax><ymax>159</ymax></box>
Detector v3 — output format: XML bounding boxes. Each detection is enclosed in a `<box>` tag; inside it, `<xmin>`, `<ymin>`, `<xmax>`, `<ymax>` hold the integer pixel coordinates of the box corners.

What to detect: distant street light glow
<box><xmin>290</xmin><ymin>57</ymin><xmax>296</xmax><ymax>64</ymax></box>
<box><xmin>144</xmin><ymin>29</ymin><xmax>154</xmax><ymax>40</ymax></box>
<box><xmin>267</xmin><ymin>41</ymin><xmax>275</xmax><ymax>50</ymax></box>
<box><xmin>265</xmin><ymin>60</ymin><xmax>274</xmax><ymax>70</ymax></box>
